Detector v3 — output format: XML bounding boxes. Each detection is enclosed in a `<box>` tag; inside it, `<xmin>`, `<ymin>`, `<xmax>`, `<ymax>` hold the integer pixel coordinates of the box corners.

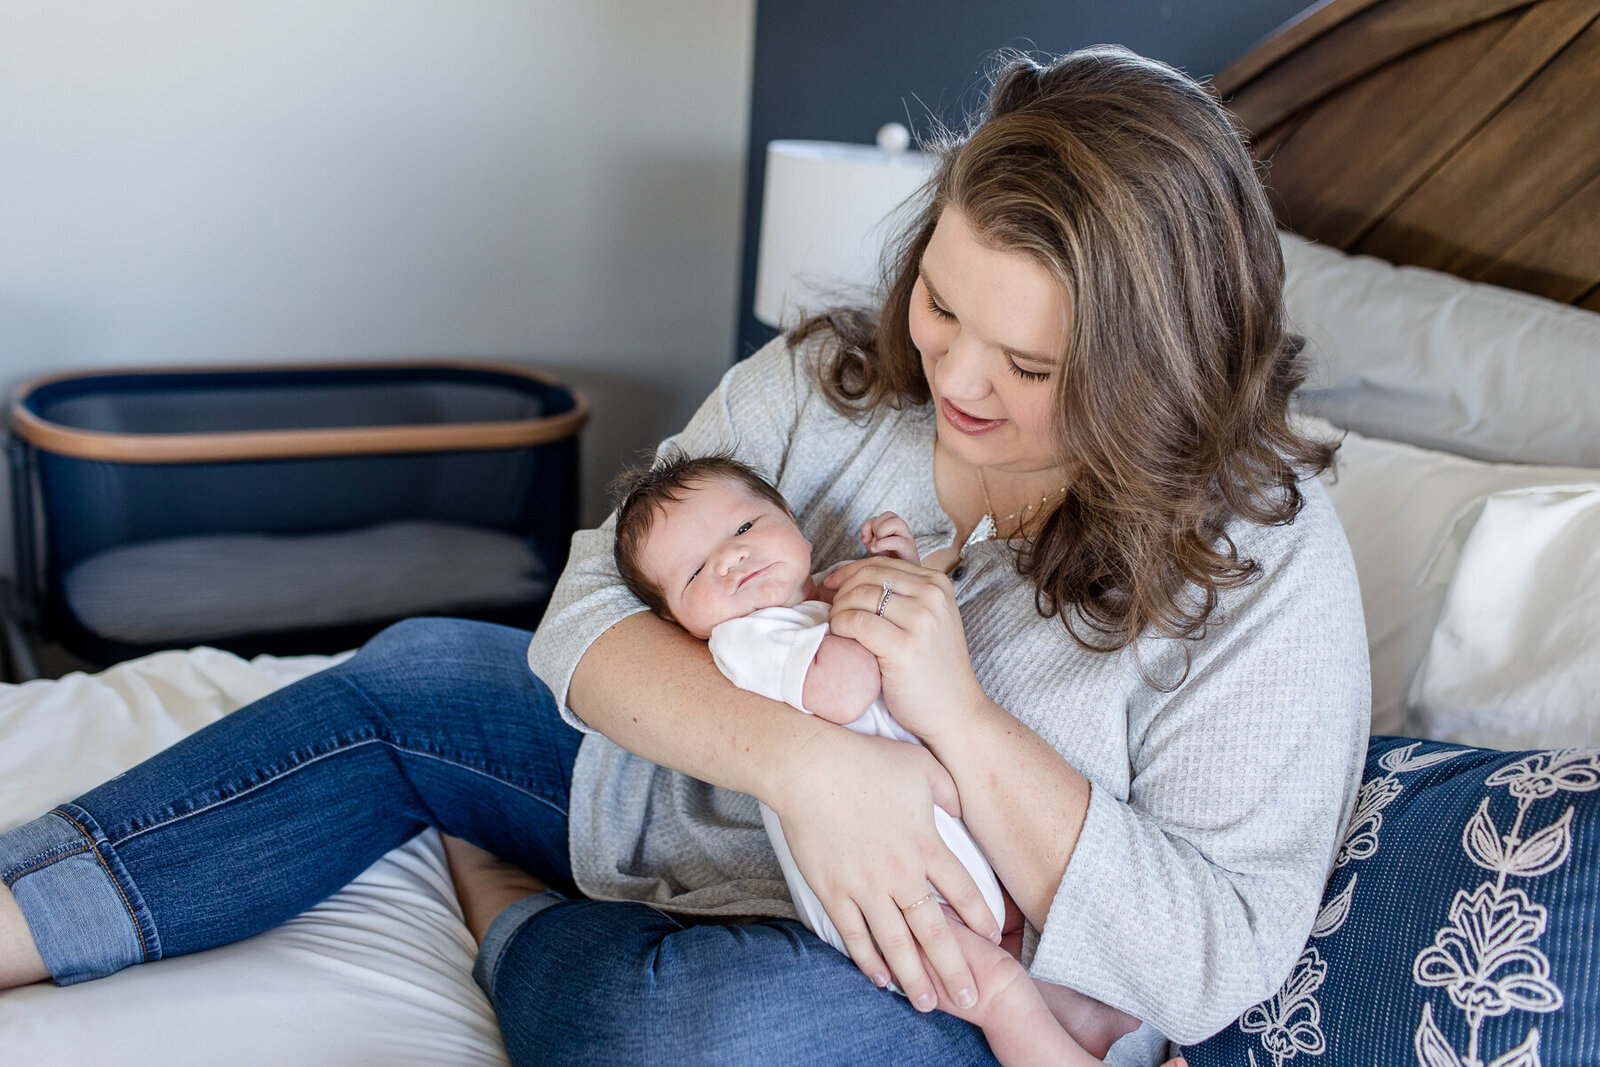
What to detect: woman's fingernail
<box><xmin>988</xmin><ymin>929</ymin><xmax>1002</xmax><ymax>945</ymax></box>
<box><xmin>955</xmin><ymin>987</ymin><xmax>977</xmax><ymax>1009</ymax></box>
<box><xmin>871</xmin><ymin>971</ymin><xmax>889</xmax><ymax>988</ymax></box>
<box><xmin>914</xmin><ymin>992</ymin><xmax>937</xmax><ymax>1012</ymax></box>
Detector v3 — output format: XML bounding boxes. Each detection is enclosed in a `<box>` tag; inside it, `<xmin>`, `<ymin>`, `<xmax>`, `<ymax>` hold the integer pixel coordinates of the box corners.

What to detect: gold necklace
<box><xmin>962</xmin><ymin>467</ymin><xmax>1068</xmax><ymax>555</ymax></box>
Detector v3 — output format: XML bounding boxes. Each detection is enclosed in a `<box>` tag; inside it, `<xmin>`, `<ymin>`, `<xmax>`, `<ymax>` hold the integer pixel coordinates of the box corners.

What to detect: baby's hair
<box><xmin>611</xmin><ymin>450</ymin><xmax>792</xmax><ymax>621</ymax></box>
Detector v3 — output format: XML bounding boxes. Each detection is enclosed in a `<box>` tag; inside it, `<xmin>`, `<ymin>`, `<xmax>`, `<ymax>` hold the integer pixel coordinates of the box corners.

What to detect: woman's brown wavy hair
<box><xmin>795</xmin><ymin>46</ymin><xmax>1334</xmax><ymax>657</ymax></box>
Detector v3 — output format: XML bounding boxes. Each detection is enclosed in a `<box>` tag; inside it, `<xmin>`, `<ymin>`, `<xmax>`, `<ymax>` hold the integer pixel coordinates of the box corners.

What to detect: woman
<box><xmin>0</xmin><ymin>46</ymin><xmax>1369</xmax><ymax>1065</ymax></box>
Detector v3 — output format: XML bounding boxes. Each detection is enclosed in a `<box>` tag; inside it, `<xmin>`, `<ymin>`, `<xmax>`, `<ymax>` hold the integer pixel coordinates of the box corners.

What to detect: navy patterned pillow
<box><xmin>1183</xmin><ymin>736</ymin><xmax>1600</xmax><ymax>1067</ymax></box>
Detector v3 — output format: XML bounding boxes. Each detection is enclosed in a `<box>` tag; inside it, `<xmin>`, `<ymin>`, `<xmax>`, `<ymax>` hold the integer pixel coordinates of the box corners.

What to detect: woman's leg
<box><xmin>480</xmin><ymin>899</ymin><xmax>1003</xmax><ymax>1067</ymax></box>
<box><xmin>0</xmin><ymin>617</ymin><xmax>578</xmax><ymax>986</ymax></box>
<box><xmin>0</xmin><ymin>883</ymin><xmax>48</xmax><ymax>985</ymax></box>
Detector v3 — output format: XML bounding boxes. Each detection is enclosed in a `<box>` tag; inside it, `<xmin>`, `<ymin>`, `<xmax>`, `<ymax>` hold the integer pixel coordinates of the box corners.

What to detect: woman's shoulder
<box><xmin>1220</xmin><ymin>471</ymin><xmax>1344</xmax><ymax>560</ymax></box>
<box><xmin>738</xmin><ymin>328</ymin><xmax>925</xmax><ymax>432</ymax></box>
<box><xmin>1214</xmin><ymin>473</ymin><xmax>1365</xmax><ymax>635</ymax></box>
<box><xmin>732</xmin><ymin>329</ymin><xmax>835</xmax><ymax>391</ymax></box>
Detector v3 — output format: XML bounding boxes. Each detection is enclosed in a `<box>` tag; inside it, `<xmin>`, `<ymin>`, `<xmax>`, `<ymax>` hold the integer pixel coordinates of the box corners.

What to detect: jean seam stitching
<box><xmin>3</xmin><ymin>844</ymin><xmax>93</xmax><ymax>885</ymax></box>
<box><xmin>49</xmin><ymin>808</ymin><xmax>152</xmax><ymax>963</ymax></box>
<box><xmin>113</xmin><ymin>738</ymin><xmax>567</xmax><ymax>847</ymax></box>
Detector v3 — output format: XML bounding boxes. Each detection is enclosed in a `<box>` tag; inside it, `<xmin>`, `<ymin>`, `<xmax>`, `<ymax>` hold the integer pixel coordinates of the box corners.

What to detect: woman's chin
<box><xmin>937</xmin><ymin>424</ymin><xmax>1023</xmax><ymax>470</ymax></box>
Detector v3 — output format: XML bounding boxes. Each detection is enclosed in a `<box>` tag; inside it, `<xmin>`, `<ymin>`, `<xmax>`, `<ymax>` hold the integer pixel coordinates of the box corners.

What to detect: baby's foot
<box><xmin>1035</xmin><ymin>981</ymin><xmax>1141</xmax><ymax>1058</ymax></box>
<box><xmin>439</xmin><ymin>835</ymin><xmax>547</xmax><ymax>945</ymax></box>
<box><xmin>926</xmin><ymin>910</ymin><xmax>1107</xmax><ymax>1067</ymax></box>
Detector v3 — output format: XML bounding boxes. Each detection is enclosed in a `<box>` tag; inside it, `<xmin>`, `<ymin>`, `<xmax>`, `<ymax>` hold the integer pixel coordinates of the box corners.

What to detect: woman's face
<box><xmin>909</xmin><ymin>207</ymin><xmax>1071</xmax><ymax>477</ymax></box>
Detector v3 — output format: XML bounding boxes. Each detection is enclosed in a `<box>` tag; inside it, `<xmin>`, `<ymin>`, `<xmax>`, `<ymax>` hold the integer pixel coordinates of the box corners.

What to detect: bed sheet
<box><xmin>0</xmin><ymin>646</ymin><xmax>509</xmax><ymax>1066</ymax></box>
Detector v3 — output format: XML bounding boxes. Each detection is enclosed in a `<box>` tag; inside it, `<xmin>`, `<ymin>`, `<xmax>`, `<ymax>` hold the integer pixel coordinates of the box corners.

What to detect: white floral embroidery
<box><xmin>1485</xmin><ymin>750</ymin><xmax>1600</xmax><ymax>802</ymax></box>
<box><xmin>1411</xmin><ymin>748</ymin><xmax>1598</xmax><ymax>1067</ymax></box>
<box><xmin>1235</xmin><ymin>742</ymin><xmax>1463</xmax><ymax>1064</ymax></box>
<box><xmin>1381</xmin><ymin>744</ymin><xmax>1469</xmax><ymax>777</ymax></box>
<box><xmin>1415</xmin><ymin>1003</ymin><xmax>1542</xmax><ymax>1067</ymax></box>
<box><xmin>1413</xmin><ymin>884</ymin><xmax>1562</xmax><ymax>1018</ymax></box>
<box><xmin>1309</xmin><ymin>873</ymin><xmax>1356</xmax><ymax>939</ymax></box>
<box><xmin>1338</xmin><ymin>744</ymin><xmax>1463</xmax><ymax>867</ymax></box>
<box><xmin>1337</xmin><ymin>774</ymin><xmax>1403</xmax><ymax>867</ymax></box>
<box><xmin>1463</xmin><ymin>802</ymin><xmax>1574</xmax><ymax>880</ymax></box>
<box><xmin>1240</xmin><ymin>948</ymin><xmax>1328</xmax><ymax>1065</ymax></box>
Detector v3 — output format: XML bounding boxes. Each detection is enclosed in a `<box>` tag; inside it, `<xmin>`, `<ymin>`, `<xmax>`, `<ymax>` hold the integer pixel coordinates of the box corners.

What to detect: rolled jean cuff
<box><xmin>0</xmin><ymin>805</ymin><xmax>158</xmax><ymax>984</ymax></box>
<box><xmin>472</xmin><ymin>889</ymin><xmax>566</xmax><ymax>1002</ymax></box>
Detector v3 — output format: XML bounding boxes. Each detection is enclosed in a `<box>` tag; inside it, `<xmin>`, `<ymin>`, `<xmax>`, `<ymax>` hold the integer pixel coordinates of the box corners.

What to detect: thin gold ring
<box><xmin>876</xmin><ymin>581</ymin><xmax>894</xmax><ymax>618</ymax></box>
<box><xmin>900</xmin><ymin>892</ymin><xmax>935</xmax><ymax>915</ymax></box>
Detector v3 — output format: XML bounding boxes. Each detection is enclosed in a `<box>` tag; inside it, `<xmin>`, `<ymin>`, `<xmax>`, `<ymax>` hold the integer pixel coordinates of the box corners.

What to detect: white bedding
<box><xmin>0</xmin><ymin>647</ymin><xmax>509</xmax><ymax>1066</ymax></box>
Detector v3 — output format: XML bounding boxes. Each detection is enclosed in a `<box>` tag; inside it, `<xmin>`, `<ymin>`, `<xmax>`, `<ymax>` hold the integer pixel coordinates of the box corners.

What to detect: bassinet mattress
<box><xmin>0</xmin><ymin>647</ymin><xmax>510</xmax><ymax>1066</ymax></box>
<box><xmin>63</xmin><ymin>520</ymin><xmax>549</xmax><ymax>644</ymax></box>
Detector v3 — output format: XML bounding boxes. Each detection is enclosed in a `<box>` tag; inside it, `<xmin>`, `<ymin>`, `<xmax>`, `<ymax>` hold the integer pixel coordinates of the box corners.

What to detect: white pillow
<box><xmin>1296</xmin><ymin>415</ymin><xmax>1599</xmax><ymax>735</ymax></box>
<box><xmin>1408</xmin><ymin>484</ymin><xmax>1600</xmax><ymax>749</ymax></box>
<box><xmin>1281</xmin><ymin>231</ymin><xmax>1600</xmax><ymax>469</ymax></box>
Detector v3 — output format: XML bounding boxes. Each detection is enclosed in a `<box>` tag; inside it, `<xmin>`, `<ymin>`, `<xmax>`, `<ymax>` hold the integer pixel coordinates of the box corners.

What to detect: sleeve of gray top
<box><xmin>1031</xmin><ymin>495</ymin><xmax>1371</xmax><ymax>1045</ymax></box>
<box><xmin>526</xmin><ymin>336</ymin><xmax>808</xmax><ymax>730</ymax></box>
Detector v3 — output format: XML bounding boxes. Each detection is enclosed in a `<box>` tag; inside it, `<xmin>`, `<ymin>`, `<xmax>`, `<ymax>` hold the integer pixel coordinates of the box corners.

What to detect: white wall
<box><xmin>0</xmin><ymin>0</ymin><xmax>756</xmax><ymax>565</ymax></box>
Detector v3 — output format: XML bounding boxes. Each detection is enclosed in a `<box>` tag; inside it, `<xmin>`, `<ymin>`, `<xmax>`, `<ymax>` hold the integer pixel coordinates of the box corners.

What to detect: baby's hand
<box><xmin>861</xmin><ymin>512</ymin><xmax>919</xmax><ymax>564</ymax></box>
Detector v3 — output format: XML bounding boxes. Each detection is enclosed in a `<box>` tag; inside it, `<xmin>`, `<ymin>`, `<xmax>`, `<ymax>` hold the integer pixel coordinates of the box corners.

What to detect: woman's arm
<box><xmin>568</xmin><ymin>611</ymin><xmax>1002</xmax><ymax>1011</ymax></box>
<box><xmin>918</xmin><ymin>699</ymin><xmax>1091</xmax><ymax>929</ymax></box>
<box><xmin>824</xmin><ymin>557</ymin><xmax>1090</xmax><ymax>926</ymax></box>
<box><xmin>825</xmin><ymin>502</ymin><xmax>1371</xmax><ymax>1042</ymax></box>
<box><xmin>569</xmin><ymin>611</ymin><xmax>810</xmax><ymax>797</ymax></box>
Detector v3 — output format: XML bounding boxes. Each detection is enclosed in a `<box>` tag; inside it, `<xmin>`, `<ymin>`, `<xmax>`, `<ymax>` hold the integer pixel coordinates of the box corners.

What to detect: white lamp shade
<box><xmin>753</xmin><ymin>139</ymin><xmax>934</xmax><ymax>328</ymax></box>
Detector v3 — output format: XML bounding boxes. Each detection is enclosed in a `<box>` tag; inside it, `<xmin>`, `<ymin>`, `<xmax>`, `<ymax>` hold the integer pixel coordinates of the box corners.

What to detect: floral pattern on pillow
<box><xmin>1183</xmin><ymin>737</ymin><xmax>1600</xmax><ymax>1067</ymax></box>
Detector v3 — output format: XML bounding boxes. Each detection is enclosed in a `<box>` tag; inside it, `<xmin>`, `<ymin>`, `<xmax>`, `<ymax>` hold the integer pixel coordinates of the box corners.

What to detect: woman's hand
<box><xmin>822</xmin><ymin>557</ymin><xmax>989</xmax><ymax>742</ymax></box>
<box><xmin>763</xmin><ymin>723</ymin><xmax>1000</xmax><ymax>1013</ymax></box>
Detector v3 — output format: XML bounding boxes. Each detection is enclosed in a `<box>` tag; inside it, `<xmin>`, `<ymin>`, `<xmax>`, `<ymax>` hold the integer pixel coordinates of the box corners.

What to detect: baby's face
<box><xmin>638</xmin><ymin>476</ymin><xmax>815</xmax><ymax>639</ymax></box>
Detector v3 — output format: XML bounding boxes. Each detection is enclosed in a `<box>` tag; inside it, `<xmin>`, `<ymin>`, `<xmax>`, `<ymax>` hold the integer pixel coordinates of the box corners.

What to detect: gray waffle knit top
<box><xmin>527</xmin><ymin>335</ymin><xmax>1370</xmax><ymax>1046</ymax></box>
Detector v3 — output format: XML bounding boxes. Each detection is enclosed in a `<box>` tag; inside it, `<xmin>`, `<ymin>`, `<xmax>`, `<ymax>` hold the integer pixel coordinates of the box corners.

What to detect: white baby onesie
<box><xmin>708</xmin><ymin>600</ymin><xmax>1007</xmax><ymax>955</ymax></box>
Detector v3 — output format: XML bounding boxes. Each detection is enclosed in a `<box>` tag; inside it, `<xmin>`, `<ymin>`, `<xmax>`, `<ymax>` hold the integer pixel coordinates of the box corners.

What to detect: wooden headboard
<box><xmin>1213</xmin><ymin>0</ymin><xmax>1600</xmax><ymax>311</ymax></box>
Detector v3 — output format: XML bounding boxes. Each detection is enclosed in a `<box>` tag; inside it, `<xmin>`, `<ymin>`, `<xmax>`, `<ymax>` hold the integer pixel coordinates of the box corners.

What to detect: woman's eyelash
<box><xmin>926</xmin><ymin>286</ymin><xmax>1049</xmax><ymax>382</ymax></box>
<box><xmin>1008</xmin><ymin>360</ymin><xmax>1051</xmax><ymax>383</ymax></box>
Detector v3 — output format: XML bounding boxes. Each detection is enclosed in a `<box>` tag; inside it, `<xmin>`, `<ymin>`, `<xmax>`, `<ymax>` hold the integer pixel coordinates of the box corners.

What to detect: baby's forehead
<box><xmin>670</xmin><ymin>473</ymin><xmax>768</xmax><ymax>514</ymax></box>
<box><xmin>639</xmin><ymin>474</ymin><xmax>749</xmax><ymax>542</ymax></box>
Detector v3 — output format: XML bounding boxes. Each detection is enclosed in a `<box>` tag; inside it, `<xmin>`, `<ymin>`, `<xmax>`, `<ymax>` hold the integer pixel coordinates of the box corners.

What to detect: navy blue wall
<box><xmin>735</xmin><ymin>0</ymin><xmax>1310</xmax><ymax>358</ymax></box>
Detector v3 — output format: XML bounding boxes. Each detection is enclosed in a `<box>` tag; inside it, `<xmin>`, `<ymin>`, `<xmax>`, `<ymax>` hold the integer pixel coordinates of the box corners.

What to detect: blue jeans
<box><xmin>0</xmin><ymin>617</ymin><xmax>997</xmax><ymax>1066</ymax></box>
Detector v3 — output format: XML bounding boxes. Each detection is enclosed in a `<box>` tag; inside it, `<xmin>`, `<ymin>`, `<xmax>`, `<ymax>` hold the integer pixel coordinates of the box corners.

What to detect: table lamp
<box><xmin>753</xmin><ymin>123</ymin><xmax>934</xmax><ymax>328</ymax></box>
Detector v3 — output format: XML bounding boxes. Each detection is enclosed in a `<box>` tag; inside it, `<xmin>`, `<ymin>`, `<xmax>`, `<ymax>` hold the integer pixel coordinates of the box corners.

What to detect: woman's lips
<box><xmin>940</xmin><ymin>399</ymin><xmax>1005</xmax><ymax>435</ymax></box>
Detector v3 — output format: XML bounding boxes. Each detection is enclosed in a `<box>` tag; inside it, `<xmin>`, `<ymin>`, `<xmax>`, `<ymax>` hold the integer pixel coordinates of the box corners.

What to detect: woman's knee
<box><xmin>485</xmin><ymin>903</ymin><xmax>990</xmax><ymax>1066</ymax></box>
<box><xmin>360</xmin><ymin>615</ymin><xmax>513</xmax><ymax>665</ymax></box>
<box><xmin>336</xmin><ymin>617</ymin><xmax>547</xmax><ymax>712</ymax></box>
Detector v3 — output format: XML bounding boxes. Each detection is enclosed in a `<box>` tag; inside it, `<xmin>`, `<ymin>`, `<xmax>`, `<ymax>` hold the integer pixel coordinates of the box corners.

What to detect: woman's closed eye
<box><xmin>1007</xmin><ymin>358</ymin><xmax>1051</xmax><ymax>383</ymax></box>
<box><xmin>926</xmin><ymin>290</ymin><xmax>1051</xmax><ymax>382</ymax></box>
<box><xmin>925</xmin><ymin>293</ymin><xmax>956</xmax><ymax>321</ymax></box>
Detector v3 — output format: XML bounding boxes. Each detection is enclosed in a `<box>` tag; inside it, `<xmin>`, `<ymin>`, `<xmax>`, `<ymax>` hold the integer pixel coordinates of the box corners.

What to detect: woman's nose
<box><xmin>935</xmin><ymin>335</ymin><xmax>992</xmax><ymax>400</ymax></box>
